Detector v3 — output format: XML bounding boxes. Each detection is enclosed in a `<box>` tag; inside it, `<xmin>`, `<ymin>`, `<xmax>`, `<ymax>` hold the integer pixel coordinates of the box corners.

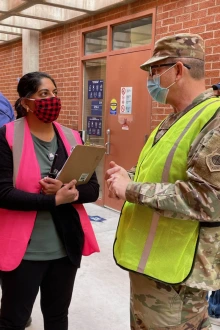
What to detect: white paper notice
<box><xmin>120</xmin><ymin>87</ymin><xmax>132</xmax><ymax>114</ymax></box>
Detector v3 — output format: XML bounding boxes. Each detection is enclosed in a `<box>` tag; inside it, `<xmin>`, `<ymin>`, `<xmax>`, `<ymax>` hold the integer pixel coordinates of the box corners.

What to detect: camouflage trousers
<box><xmin>130</xmin><ymin>272</ymin><xmax>211</xmax><ymax>330</ymax></box>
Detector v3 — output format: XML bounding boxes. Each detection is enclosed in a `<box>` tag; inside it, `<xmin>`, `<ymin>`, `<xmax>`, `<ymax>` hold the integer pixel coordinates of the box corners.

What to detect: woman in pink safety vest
<box><xmin>0</xmin><ymin>71</ymin><xmax>100</xmax><ymax>330</ymax></box>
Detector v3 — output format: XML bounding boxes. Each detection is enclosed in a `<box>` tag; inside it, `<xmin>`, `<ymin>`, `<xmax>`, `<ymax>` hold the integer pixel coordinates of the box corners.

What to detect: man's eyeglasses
<box><xmin>149</xmin><ymin>62</ymin><xmax>191</xmax><ymax>76</ymax></box>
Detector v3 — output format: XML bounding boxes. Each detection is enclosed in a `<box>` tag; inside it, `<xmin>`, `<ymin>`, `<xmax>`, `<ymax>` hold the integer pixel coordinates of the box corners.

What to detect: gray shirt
<box><xmin>24</xmin><ymin>134</ymin><xmax>66</xmax><ymax>261</ymax></box>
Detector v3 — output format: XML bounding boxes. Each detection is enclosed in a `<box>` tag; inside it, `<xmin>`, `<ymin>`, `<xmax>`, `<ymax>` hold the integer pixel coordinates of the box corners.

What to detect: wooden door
<box><xmin>104</xmin><ymin>49</ymin><xmax>152</xmax><ymax>210</ymax></box>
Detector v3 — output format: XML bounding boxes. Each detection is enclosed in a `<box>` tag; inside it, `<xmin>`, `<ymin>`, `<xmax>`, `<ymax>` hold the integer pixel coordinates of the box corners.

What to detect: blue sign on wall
<box><xmin>87</xmin><ymin>116</ymin><xmax>102</xmax><ymax>136</ymax></box>
<box><xmin>91</xmin><ymin>100</ymin><xmax>102</xmax><ymax>116</ymax></box>
<box><xmin>88</xmin><ymin>80</ymin><xmax>103</xmax><ymax>99</ymax></box>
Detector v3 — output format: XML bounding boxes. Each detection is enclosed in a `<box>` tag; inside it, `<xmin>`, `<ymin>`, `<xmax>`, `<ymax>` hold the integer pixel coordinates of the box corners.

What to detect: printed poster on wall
<box><xmin>88</xmin><ymin>80</ymin><xmax>103</xmax><ymax>99</ymax></box>
<box><xmin>120</xmin><ymin>87</ymin><xmax>132</xmax><ymax>114</ymax></box>
<box><xmin>91</xmin><ymin>100</ymin><xmax>102</xmax><ymax>116</ymax></box>
<box><xmin>87</xmin><ymin>116</ymin><xmax>102</xmax><ymax>136</ymax></box>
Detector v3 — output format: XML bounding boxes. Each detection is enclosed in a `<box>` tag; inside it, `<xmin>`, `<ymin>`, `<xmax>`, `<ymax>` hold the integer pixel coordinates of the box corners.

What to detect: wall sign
<box><xmin>110</xmin><ymin>98</ymin><xmax>117</xmax><ymax>115</ymax></box>
<box><xmin>91</xmin><ymin>100</ymin><xmax>102</xmax><ymax>116</ymax></box>
<box><xmin>120</xmin><ymin>87</ymin><xmax>132</xmax><ymax>114</ymax></box>
<box><xmin>88</xmin><ymin>80</ymin><xmax>103</xmax><ymax>99</ymax></box>
<box><xmin>87</xmin><ymin>116</ymin><xmax>102</xmax><ymax>136</ymax></box>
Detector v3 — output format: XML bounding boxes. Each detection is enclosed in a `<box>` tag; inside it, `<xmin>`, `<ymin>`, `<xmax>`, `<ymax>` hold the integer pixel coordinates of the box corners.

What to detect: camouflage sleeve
<box><xmin>125</xmin><ymin>112</ymin><xmax>220</xmax><ymax>222</ymax></box>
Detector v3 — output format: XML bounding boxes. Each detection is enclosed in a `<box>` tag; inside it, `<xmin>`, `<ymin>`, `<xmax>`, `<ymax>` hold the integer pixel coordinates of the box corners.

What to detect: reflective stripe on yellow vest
<box><xmin>114</xmin><ymin>98</ymin><xmax>220</xmax><ymax>284</ymax></box>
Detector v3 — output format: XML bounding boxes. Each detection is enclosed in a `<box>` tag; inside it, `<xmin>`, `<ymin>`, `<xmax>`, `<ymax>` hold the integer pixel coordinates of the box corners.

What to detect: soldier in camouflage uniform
<box><xmin>105</xmin><ymin>34</ymin><xmax>220</xmax><ymax>330</ymax></box>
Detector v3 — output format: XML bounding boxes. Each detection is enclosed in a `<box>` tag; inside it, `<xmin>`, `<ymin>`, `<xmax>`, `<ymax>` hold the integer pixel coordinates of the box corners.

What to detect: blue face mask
<box><xmin>147</xmin><ymin>76</ymin><xmax>169</xmax><ymax>104</ymax></box>
<box><xmin>147</xmin><ymin>65</ymin><xmax>176</xmax><ymax>104</ymax></box>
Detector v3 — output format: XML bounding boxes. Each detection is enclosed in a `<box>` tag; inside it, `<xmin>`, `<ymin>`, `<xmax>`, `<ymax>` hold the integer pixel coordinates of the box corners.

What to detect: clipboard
<box><xmin>56</xmin><ymin>145</ymin><xmax>106</xmax><ymax>185</ymax></box>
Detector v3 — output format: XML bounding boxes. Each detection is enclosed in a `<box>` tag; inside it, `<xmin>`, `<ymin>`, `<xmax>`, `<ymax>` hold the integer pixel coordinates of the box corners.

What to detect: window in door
<box><xmin>84</xmin><ymin>28</ymin><xmax>107</xmax><ymax>55</ymax></box>
<box><xmin>112</xmin><ymin>17</ymin><xmax>152</xmax><ymax>50</ymax></box>
<box><xmin>82</xmin><ymin>58</ymin><xmax>106</xmax><ymax>198</ymax></box>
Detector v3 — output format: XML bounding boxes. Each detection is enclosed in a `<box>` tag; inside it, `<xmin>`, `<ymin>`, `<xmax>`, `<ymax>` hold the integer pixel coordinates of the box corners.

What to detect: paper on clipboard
<box><xmin>56</xmin><ymin>145</ymin><xmax>106</xmax><ymax>185</ymax></box>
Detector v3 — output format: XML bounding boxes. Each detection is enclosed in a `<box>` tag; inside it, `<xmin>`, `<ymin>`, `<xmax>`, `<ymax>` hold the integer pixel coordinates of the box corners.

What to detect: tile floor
<box><xmin>28</xmin><ymin>203</ymin><xmax>130</xmax><ymax>330</ymax></box>
<box><xmin>2</xmin><ymin>203</ymin><xmax>219</xmax><ymax>330</ymax></box>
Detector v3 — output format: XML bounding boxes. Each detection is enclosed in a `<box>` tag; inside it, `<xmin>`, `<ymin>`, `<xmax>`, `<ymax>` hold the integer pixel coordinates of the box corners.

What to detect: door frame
<box><xmin>79</xmin><ymin>8</ymin><xmax>156</xmax><ymax>207</ymax></box>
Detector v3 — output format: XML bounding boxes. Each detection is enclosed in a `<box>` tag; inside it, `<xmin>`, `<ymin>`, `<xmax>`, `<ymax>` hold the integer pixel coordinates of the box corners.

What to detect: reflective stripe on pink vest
<box><xmin>0</xmin><ymin>117</ymin><xmax>99</xmax><ymax>271</ymax></box>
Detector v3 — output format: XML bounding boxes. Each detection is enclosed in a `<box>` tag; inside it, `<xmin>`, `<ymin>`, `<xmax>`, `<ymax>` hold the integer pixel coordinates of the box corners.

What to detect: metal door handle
<box><xmin>105</xmin><ymin>129</ymin><xmax>110</xmax><ymax>155</ymax></box>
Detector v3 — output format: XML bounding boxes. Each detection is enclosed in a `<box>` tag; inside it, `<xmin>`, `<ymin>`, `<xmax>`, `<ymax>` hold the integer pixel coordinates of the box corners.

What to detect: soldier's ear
<box><xmin>175</xmin><ymin>62</ymin><xmax>184</xmax><ymax>81</ymax></box>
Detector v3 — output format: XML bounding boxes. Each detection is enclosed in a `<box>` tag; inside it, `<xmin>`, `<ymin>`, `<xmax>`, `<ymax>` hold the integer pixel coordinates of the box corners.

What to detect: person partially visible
<box><xmin>0</xmin><ymin>71</ymin><xmax>100</xmax><ymax>330</ymax></box>
<box><xmin>209</xmin><ymin>290</ymin><xmax>220</xmax><ymax>326</ymax></box>
<box><xmin>213</xmin><ymin>81</ymin><xmax>220</xmax><ymax>96</ymax></box>
<box><xmin>0</xmin><ymin>92</ymin><xmax>32</xmax><ymax>328</ymax></box>
<box><xmin>105</xmin><ymin>34</ymin><xmax>220</xmax><ymax>330</ymax></box>
<box><xmin>208</xmin><ymin>84</ymin><xmax>220</xmax><ymax>326</ymax></box>
<box><xmin>0</xmin><ymin>92</ymin><xmax>15</xmax><ymax>126</ymax></box>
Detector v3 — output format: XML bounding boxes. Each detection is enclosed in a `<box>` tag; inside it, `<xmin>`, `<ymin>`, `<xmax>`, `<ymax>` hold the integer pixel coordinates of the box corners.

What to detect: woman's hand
<box><xmin>39</xmin><ymin>177</ymin><xmax>63</xmax><ymax>195</ymax></box>
<box><xmin>55</xmin><ymin>180</ymin><xmax>79</xmax><ymax>205</ymax></box>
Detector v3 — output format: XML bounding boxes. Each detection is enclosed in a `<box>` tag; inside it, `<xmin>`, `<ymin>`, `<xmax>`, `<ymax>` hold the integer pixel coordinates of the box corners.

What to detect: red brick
<box><xmin>157</xmin><ymin>12</ymin><xmax>169</xmax><ymax>21</ymax></box>
<box><xmin>184</xmin><ymin>4</ymin><xmax>199</xmax><ymax>13</ymax></box>
<box><xmin>191</xmin><ymin>9</ymin><xmax>208</xmax><ymax>20</ymax></box>
<box><xmin>168</xmin><ymin>7</ymin><xmax>184</xmax><ymax>17</ymax></box>
<box><xmin>214</xmin><ymin>30</ymin><xmax>220</xmax><ymax>39</ymax></box>
<box><xmin>191</xmin><ymin>0</ymin><xmax>202</xmax><ymax>3</ymax></box>
<box><xmin>205</xmin><ymin>62</ymin><xmax>212</xmax><ymax>70</ymax></box>
<box><xmin>215</xmin><ymin>14</ymin><xmax>220</xmax><ymax>23</ymax></box>
<box><xmin>183</xmin><ymin>19</ymin><xmax>199</xmax><ymax>28</ymax></box>
<box><xmin>169</xmin><ymin>22</ymin><xmax>183</xmax><ymax>32</ymax></box>
<box><xmin>200</xmin><ymin>31</ymin><xmax>214</xmax><ymax>40</ymax></box>
<box><xmin>162</xmin><ymin>18</ymin><xmax>176</xmax><ymax>26</ymax></box>
<box><xmin>199</xmin><ymin>16</ymin><xmax>216</xmax><ymax>25</ymax></box>
<box><xmin>206</xmin><ymin>69</ymin><xmax>220</xmax><ymax>78</ymax></box>
<box><xmin>207</xmin><ymin>7</ymin><xmax>217</xmax><ymax>15</ymax></box>
<box><xmin>213</xmin><ymin>45</ymin><xmax>220</xmax><ymax>53</ymax></box>
<box><xmin>176</xmin><ymin>13</ymin><xmax>191</xmax><ymax>23</ymax></box>
<box><xmin>152</xmin><ymin>108</ymin><xmax>166</xmax><ymax>114</ymax></box>
<box><xmin>212</xmin><ymin>62</ymin><xmax>220</xmax><ymax>70</ymax></box>
<box><xmin>191</xmin><ymin>25</ymin><xmax>206</xmax><ymax>34</ymax></box>
<box><xmin>205</xmin><ymin>54</ymin><xmax>220</xmax><ymax>62</ymax></box>
<box><xmin>199</xmin><ymin>0</ymin><xmax>216</xmax><ymax>9</ymax></box>
<box><xmin>156</xmin><ymin>26</ymin><xmax>169</xmax><ymax>35</ymax></box>
<box><xmin>162</xmin><ymin>2</ymin><xmax>178</xmax><ymax>12</ymax></box>
<box><xmin>206</xmin><ymin>22</ymin><xmax>220</xmax><ymax>31</ymax></box>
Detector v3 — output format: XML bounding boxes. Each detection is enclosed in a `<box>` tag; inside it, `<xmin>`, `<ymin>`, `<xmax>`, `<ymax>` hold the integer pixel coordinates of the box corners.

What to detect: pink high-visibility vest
<box><xmin>0</xmin><ymin>117</ymin><xmax>99</xmax><ymax>271</ymax></box>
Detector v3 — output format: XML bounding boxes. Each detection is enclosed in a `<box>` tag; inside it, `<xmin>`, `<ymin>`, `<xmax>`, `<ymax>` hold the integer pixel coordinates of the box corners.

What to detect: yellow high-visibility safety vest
<box><xmin>114</xmin><ymin>98</ymin><xmax>220</xmax><ymax>284</ymax></box>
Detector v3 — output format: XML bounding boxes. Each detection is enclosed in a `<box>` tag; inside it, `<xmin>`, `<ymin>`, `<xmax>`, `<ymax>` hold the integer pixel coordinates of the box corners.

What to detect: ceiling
<box><xmin>0</xmin><ymin>0</ymin><xmax>135</xmax><ymax>45</ymax></box>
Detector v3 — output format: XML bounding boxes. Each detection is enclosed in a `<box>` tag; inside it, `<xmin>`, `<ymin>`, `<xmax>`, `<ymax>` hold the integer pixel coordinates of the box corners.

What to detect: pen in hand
<box><xmin>48</xmin><ymin>153</ymin><xmax>58</xmax><ymax>178</ymax></box>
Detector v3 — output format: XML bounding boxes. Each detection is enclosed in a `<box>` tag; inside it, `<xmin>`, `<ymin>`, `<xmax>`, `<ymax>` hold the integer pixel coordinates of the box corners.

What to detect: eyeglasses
<box><xmin>149</xmin><ymin>62</ymin><xmax>191</xmax><ymax>77</ymax></box>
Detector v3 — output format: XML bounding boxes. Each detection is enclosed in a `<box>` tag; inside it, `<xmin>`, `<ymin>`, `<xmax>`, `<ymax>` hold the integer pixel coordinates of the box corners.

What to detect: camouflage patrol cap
<box><xmin>140</xmin><ymin>33</ymin><xmax>205</xmax><ymax>71</ymax></box>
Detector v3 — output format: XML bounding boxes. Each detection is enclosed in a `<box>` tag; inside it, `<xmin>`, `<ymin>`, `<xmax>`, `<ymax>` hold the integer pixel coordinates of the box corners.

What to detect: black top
<box><xmin>0</xmin><ymin>125</ymin><xmax>100</xmax><ymax>267</ymax></box>
<box><xmin>213</xmin><ymin>83</ymin><xmax>220</xmax><ymax>90</ymax></box>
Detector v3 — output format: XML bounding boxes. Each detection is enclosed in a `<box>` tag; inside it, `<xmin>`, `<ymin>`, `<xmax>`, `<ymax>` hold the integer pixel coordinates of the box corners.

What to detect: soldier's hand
<box><xmin>105</xmin><ymin>161</ymin><xmax>131</xmax><ymax>200</ymax></box>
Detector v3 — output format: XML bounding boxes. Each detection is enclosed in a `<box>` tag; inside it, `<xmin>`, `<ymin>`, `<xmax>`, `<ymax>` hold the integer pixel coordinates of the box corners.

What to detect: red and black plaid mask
<box><xmin>28</xmin><ymin>97</ymin><xmax>61</xmax><ymax>123</ymax></box>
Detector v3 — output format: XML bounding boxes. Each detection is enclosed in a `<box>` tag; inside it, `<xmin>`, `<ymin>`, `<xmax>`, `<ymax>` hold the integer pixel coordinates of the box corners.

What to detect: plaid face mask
<box><xmin>28</xmin><ymin>97</ymin><xmax>61</xmax><ymax>123</ymax></box>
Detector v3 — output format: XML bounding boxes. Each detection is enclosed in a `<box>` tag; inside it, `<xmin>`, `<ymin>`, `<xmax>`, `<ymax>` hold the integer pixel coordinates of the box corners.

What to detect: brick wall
<box><xmin>0</xmin><ymin>41</ymin><xmax>22</xmax><ymax>111</ymax></box>
<box><xmin>0</xmin><ymin>0</ymin><xmax>219</xmax><ymax>130</ymax></box>
<box><xmin>151</xmin><ymin>0</ymin><xmax>220</xmax><ymax>128</ymax></box>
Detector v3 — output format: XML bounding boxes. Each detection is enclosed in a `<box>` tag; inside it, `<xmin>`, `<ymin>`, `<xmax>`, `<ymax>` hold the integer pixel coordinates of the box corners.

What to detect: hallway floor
<box><xmin>15</xmin><ymin>203</ymin><xmax>220</xmax><ymax>330</ymax></box>
<box><xmin>28</xmin><ymin>203</ymin><xmax>129</xmax><ymax>330</ymax></box>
